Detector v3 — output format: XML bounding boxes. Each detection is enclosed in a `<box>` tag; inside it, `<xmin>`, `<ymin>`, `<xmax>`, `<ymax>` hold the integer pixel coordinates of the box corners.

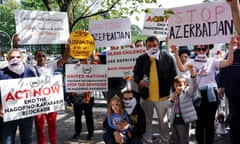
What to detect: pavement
<box><xmin>15</xmin><ymin>99</ymin><xmax>231</xmax><ymax>144</ymax></box>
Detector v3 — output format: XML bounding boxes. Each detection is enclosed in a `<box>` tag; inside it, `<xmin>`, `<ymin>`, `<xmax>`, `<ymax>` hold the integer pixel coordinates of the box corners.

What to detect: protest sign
<box><xmin>0</xmin><ymin>75</ymin><xmax>64</xmax><ymax>122</ymax></box>
<box><xmin>168</xmin><ymin>1</ymin><xmax>234</xmax><ymax>46</ymax></box>
<box><xmin>89</xmin><ymin>18</ymin><xmax>131</xmax><ymax>47</ymax></box>
<box><xmin>15</xmin><ymin>10</ymin><xmax>70</xmax><ymax>44</ymax></box>
<box><xmin>69</xmin><ymin>30</ymin><xmax>95</xmax><ymax>59</ymax></box>
<box><xmin>107</xmin><ymin>47</ymin><xmax>146</xmax><ymax>77</ymax></box>
<box><xmin>65</xmin><ymin>64</ymin><xmax>108</xmax><ymax>92</ymax></box>
<box><xmin>142</xmin><ymin>8</ymin><xmax>169</xmax><ymax>37</ymax></box>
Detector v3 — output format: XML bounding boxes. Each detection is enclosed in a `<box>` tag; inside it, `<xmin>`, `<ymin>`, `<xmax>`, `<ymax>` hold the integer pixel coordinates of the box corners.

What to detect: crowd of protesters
<box><xmin>0</xmin><ymin>0</ymin><xmax>240</xmax><ymax>144</ymax></box>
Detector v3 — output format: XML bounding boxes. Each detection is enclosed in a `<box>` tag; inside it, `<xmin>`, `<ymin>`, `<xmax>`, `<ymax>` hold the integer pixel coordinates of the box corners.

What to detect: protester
<box><xmin>168</xmin><ymin>65</ymin><xmax>198</xmax><ymax>144</ymax></box>
<box><xmin>0</xmin><ymin>48</ymin><xmax>36</xmax><ymax>144</ymax></box>
<box><xmin>172</xmin><ymin>47</ymin><xmax>191</xmax><ymax>83</ymax></box>
<box><xmin>72</xmin><ymin>58</ymin><xmax>94</xmax><ymax>140</ymax></box>
<box><xmin>135</xmin><ymin>40</ymin><xmax>145</xmax><ymax>48</ymax></box>
<box><xmin>171</xmin><ymin>42</ymin><xmax>234</xmax><ymax>144</ymax></box>
<box><xmin>217</xmin><ymin>35</ymin><xmax>240</xmax><ymax>144</ymax></box>
<box><xmin>226</xmin><ymin>0</ymin><xmax>240</xmax><ymax>34</ymax></box>
<box><xmin>106</xmin><ymin>95</ymin><xmax>131</xmax><ymax>143</ymax></box>
<box><xmin>133</xmin><ymin>36</ymin><xmax>177</xmax><ymax>144</ymax></box>
<box><xmin>32</xmin><ymin>47</ymin><xmax>69</xmax><ymax>144</ymax></box>
<box><xmin>105</xmin><ymin>46</ymin><xmax>126</xmax><ymax>102</ymax></box>
<box><xmin>103</xmin><ymin>90</ymin><xmax>146</xmax><ymax>144</ymax></box>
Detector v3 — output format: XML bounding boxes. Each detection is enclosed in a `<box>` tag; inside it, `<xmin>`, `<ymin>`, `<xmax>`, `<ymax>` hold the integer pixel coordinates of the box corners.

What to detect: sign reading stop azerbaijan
<box><xmin>70</xmin><ymin>30</ymin><xmax>95</xmax><ymax>59</ymax></box>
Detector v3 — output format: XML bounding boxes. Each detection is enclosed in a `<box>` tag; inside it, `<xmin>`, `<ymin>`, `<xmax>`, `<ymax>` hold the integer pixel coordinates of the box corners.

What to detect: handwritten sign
<box><xmin>65</xmin><ymin>64</ymin><xmax>108</xmax><ymax>92</ymax></box>
<box><xmin>15</xmin><ymin>10</ymin><xmax>70</xmax><ymax>44</ymax></box>
<box><xmin>107</xmin><ymin>47</ymin><xmax>146</xmax><ymax>77</ymax></box>
<box><xmin>142</xmin><ymin>8</ymin><xmax>168</xmax><ymax>37</ymax></box>
<box><xmin>89</xmin><ymin>18</ymin><xmax>131</xmax><ymax>47</ymax></box>
<box><xmin>168</xmin><ymin>1</ymin><xmax>234</xmax><ymax>46</ymax></box>
<box><xmin>0</xmin><ymin>75</ymin><xmax>64</xmax><ymax>122</ymax></box>
<box><xmin>70</xmin><ymin>31</ymin><xmax>95</xmax><ymax>59</ymax></box>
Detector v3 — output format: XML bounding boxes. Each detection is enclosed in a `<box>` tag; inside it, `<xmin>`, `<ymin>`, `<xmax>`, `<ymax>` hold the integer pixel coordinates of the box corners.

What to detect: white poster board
<box><xmin>0</xmin><ymin>75</ymin><xmax>64</xmax><ymax>122</ymax></box>
<box><xmin>142</xmin><ymin>8</ymin><xmax>168</xmax><ymax>37</ymax></box>
<box><xmin>107</xmin><ymin>47</ymin><xmax>146</xmax><ymax>77</ymax></box>
<box><xmin>15</xmin><ymin>10</ymin><xmax>70</xmax><ymax>45</ymax></box>
<box><xmin>65</xmin><ymin>64</ymin><xmax>108</xmax><ymax>92</ymax></box>
<box><xmin>168</xmin><ymin>1</ymin><xmax>234</xmax><ymax>46</ymax></box>
<box><xmin>89</xmin><ymin>18</ymin><xmax>132</xmax><ymax>47</ymax></box>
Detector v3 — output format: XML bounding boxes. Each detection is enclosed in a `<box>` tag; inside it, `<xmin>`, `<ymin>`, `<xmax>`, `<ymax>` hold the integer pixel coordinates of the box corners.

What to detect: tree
<box><xmin>0</xmin><ymin>0</ymin><xmax>21</xmax><ymax>53</ymax></box>
<box><xmin>20</xmin><ymin>0</ymin><xmax>157</xmax><ymax>32</ymax></box>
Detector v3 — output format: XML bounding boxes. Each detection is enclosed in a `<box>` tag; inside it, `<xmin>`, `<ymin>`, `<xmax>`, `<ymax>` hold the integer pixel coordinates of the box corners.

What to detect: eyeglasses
<box><xmin>123</xmin><ymin>97</ymin><xmax>133</xmax><ymax>100</ymax></box>
<box><xmin>195</xmin><ymin>48</ymin><xmax>207</xmax><ymax>52</ymax></box>
<box><xmin>9</xmin><ymin>56</ymin><xmax>21</xmax><ymax>59</ymax></box>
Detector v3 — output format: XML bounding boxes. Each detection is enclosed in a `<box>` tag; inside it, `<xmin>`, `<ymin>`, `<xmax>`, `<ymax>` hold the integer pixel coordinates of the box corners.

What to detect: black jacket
<box><xmin>133</xmin><ymin>52</ymin><xmax>176</xmax><ymax>99</ymax></box>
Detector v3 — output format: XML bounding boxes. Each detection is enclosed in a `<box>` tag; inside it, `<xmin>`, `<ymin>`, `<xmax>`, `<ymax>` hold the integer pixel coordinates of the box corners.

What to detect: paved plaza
<box><xmin>14</xmin><ymin>99</ymin><xmax>230</xmax><ymax>144</ymax></box>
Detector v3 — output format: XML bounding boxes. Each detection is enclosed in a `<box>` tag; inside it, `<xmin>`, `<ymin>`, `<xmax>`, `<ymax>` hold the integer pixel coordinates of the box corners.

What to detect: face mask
<box><xmin>195</xmin><ymin>54</ymin><xmax>207</xmax><ymax>62</ymax></box>
<box><xmin>147</xmin><ymin>47</ymin><xmax>159</xmax><ymax>54</ymax></box>
<box><xmin>8</xmin><ymin>58</ymin><xmax>24</xmax><ymax>75</ymax></box>
<box><xmin>146</xmin><ymin>47</ymin><xmax>160</xmax><ymax>60</ymax></box>
<box><xmin>9</xmin><ymin>57</ymin><xmax>21</xmax><ymax>66</ymax></box>
<box><xmin>123</xmin><ymin>97</ymin><xmax>137</xmax><ymax>114</ymax></box>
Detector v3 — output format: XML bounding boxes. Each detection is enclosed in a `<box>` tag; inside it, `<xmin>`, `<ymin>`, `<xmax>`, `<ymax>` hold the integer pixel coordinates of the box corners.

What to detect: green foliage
<box><xmin>0</xmin><ymin>0</ymin><xmax>21</xmax><ymax>53</ymax></box>
<box><xmin>131</xmin><ymin>24</ymin><xmax>147</xmax><ymax>44</ymax></box>
<box><xmin>0</xmin><ymin>0</ymin><xmax>158</xmax><ymax>55</ymax></box>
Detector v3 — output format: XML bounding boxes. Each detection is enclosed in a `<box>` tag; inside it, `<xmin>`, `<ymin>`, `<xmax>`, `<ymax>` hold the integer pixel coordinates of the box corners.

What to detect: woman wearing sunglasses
<box><xmin>171</xmin><ymin>37</ymin><xmax>235</xmax><ymax>144</ymax></box>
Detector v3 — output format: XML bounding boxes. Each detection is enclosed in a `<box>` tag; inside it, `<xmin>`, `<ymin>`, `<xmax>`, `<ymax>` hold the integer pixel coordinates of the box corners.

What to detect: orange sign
<box><xmin>70</xmin><ymin>30</ymin><xmax>95</xmax><ymax>59</ymax></box>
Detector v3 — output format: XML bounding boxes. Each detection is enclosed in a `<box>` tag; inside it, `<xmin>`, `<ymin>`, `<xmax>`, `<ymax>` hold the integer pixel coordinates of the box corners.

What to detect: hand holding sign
<box><xmin>69</xmin><ymin>31</ymin><xmax>95</xmax><ymax>59</ymax></box>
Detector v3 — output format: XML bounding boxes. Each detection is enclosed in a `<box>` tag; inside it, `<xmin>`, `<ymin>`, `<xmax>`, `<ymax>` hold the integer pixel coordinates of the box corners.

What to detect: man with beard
<box><xmin>103</xmin><ymin>90</ymin><xmax>146</xmax><ymax>144</ymax></box>
<box><xmin>0</xmin><ymin>48</ymin><xmax>36</xmax><ymax>144</ymax></box>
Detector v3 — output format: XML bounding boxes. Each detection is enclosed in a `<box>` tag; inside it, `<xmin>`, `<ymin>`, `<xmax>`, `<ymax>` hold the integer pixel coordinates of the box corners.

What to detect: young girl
<box><xmin>107</xmin><ymin>95</ymin><xmax>131</xmax><ymax>144</ymax></box>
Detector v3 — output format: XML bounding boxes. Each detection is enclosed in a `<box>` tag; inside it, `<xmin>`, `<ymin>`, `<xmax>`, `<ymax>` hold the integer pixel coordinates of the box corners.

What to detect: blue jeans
<box><xmin>1</xmin><ymin>117</ymin><xmax>33</xmax><ymax>144</ymax></box>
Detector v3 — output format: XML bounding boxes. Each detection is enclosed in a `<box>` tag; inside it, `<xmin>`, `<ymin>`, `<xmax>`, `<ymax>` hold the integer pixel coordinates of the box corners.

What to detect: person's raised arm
<box><xmin>57</xmin><ymin>43</ymin><xmax>70</xmax><ymax>67</ymax></box>
<box><xmin>171</xmin><ymin>45</ymin><xmax>188</xmax><ymax>72</ymax></box>
<box><xmin>219</xmin><ymin>35</ymin><xmax>237</xmax><ymax>68</ymax></box>
<box><xmin>227</xmin><ymin>0</ymin><xmax>240</xmax><ymax>34</ymax></box>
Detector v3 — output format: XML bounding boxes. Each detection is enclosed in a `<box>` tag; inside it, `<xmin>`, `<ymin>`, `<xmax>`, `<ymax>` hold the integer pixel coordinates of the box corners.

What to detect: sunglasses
<box><xmin>195</xmin><ymin>48</ymin><xmax>207</xmax><ymax>51</ymax></box>
<box><xmin>123</xmin><ymin>97</ymin><xmax>133</xmax><ymax>100</ymax></box>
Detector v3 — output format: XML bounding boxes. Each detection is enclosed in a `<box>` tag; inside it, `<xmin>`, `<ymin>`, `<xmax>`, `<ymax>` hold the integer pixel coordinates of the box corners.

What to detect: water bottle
<box><xmin>143</xmin><ymin>74</ymin><xmax>149</xmax><ymax>85</ymax></box>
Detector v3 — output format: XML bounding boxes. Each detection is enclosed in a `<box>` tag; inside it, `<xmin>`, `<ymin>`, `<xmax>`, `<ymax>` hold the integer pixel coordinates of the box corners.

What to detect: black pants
<box><xmin>0</xmin><ymin>117</ymin><xmax>2</xmax><ymax>143</ymax></box>
<box><xmin>195</xmin><ymin>90</ymin><xmax>218</xmax><ymax>144</ymax></box>
<box><xmin>226</xmin><ymin>92</ymin><xmax>240</xmax><ymax>144</ymax></box>
<box><xmin>73</xmin><ymin>97</ymin><xmax>94</xmax><ymax>136</ymax></box>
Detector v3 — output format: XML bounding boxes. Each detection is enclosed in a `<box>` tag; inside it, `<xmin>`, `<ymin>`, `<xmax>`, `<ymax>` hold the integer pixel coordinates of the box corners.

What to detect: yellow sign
<box><xmin>70</xmin><ymin>30</ymin><xmax>95</xmax><ymax>59</ymax></box>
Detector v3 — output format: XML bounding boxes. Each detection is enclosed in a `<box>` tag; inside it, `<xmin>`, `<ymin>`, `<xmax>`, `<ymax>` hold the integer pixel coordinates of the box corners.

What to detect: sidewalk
<box><xmin>15</xmin><ymin>99</ymin><xmax>230</xmax><ymax>144</ymax></box>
